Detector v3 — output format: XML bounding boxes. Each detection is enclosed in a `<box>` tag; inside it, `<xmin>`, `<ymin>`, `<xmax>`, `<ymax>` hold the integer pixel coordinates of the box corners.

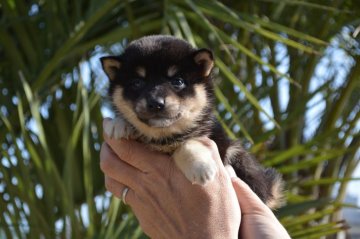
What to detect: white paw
<box><xmin>173</xmin><ymin>139</ymin><xmax>218</xmax><ymax>185</ymax></box>
<box><xmin>184</xmin><ymin>159</ymin><xmax>217</xmax><ymax>185</ymax></box>
<box><xmin>104</xmin><ymin>118</ymin><xmax>132</xmax><ymax>140</ymax></box>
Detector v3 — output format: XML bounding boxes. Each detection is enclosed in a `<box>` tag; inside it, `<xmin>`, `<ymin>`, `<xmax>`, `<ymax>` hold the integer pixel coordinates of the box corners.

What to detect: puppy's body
<box><xmin>101</xmin><ymin>35</ymin><xmax>283</xmax><ymax>208</ymax></box>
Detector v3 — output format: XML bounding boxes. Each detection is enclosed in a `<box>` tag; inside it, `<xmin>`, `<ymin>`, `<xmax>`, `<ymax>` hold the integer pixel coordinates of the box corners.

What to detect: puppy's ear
<box><xmin>193</xmin><ymin>49</ymin><xmax>214</xmax><ymax>77</ymax></box>
<box><xmin>100</xmin><ymin>56</ymin><xmax>122</xmax><ymax>81</ymax></box>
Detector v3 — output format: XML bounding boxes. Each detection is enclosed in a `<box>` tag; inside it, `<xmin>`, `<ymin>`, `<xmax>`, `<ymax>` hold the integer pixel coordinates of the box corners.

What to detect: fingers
<box><xmin>100</xmin><ymin>142</ymin><xmax>143</xmax><ymax>190</ymax></box>
<box><xmin>231</xmin><ymin>177</ymin><xmax>272</xmax><ymax>215</ymax></box>
<box><xmin>105</xmin><ymin>175</ymin><xmax>127</xmax><ymax>198</ymax></box>
<box><xmin>104</xmin><ymin>175</ymin><xmax>137</xmax><ymax>207</ymax></box>
<box><xmin>225</xmin><ymin>165</ymin><xmax>271</xmax><ymax>214</ymax></box>
<box><xmin>103</xmin><ymin>119</ymin><xmax>166</xmax><ymax>172</ymax></box>
<box><xmin>225</xmin><ymin>165</ymin><xmax>237</xmax><ymax>178</ymax></box>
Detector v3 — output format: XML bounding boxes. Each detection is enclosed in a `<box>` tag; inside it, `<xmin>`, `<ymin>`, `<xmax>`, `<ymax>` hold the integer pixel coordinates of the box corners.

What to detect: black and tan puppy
<box><xmin>101</xmin><ymin>35</ymin><xmax>283</xmax><ymax>208</ymax></box>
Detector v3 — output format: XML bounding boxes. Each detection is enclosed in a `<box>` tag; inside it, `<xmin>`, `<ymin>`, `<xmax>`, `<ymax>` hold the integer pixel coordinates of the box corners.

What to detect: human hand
<box><xmin>100</xmin><ymin>119</ymin><xmax>240</xmax><ymax>239</ymax></box>
<box><xmin>226</xmin><ymin>166</ymin><xmax>290</xmax><ymax>239</ymax></box>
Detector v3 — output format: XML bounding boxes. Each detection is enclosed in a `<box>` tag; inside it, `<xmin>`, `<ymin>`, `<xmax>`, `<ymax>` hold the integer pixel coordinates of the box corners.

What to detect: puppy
<box><xmin>101</xmin><ymin>35</ymin><xmax>283</xmax><ymax>208</ymax></box>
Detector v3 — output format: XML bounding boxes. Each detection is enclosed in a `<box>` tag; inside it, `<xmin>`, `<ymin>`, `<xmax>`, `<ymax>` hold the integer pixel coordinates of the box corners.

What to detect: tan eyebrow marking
<box><xmin>167</xmin><ymin>65</ymin><xmax>178</xmax><ymax>77</ymax></box>
<box><xmin>136</xmin><ymin>66</ymin><xmax>146</xmax><ymax>78</ymax></box>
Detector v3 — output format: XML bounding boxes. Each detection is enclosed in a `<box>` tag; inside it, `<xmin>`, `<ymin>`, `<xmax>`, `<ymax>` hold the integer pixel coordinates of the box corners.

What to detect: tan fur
<box><xmin>165</xmin><ymin>93</ymin><xmax>179</xmax><ymax>106</ymax></box>
<box><xmin>180</xmin><ymin>84</ymin><xmax>208</xmax><ymax>123</ymax></box>
<box><xmin>136</xmin><ymin>66</ymin><xmax>146</xmax><ymax>78</ymax></box>
<box><xmin>112</xmin><ymin>84</ymin><xmax>208</xmax><ymax>140</ymax></box>
<box><xmin>167</xmin><ymin>65</ymin><xmax>178</xmax><ymax>77</ymax></box>
<box><xmin>194</xmin><ymin>52</ymin><xmax>214</xmax><ymax>77</ymax></box>
<box><xmin>225</xmin><ymin>143</ymin><xmax>243</xmax><ymax>160</ymax></box>
<box><xmin>266</xmin><ymin>176</ymin><xmax>285</xmax><ymax>209</ymax></box>
<box><xmin>134</xmin><ymin>98</ymin><xmax>147</xmax><ymax>114</ymax></box>
<box><xmin>103</xmin><ymin>59</ymin><xmax>121</xmax><ymax>80</ymax></box>
<box><xmin>148</xmin><ymin>141</ymin><xmax>182</xmax><ymax>153</ymax></box>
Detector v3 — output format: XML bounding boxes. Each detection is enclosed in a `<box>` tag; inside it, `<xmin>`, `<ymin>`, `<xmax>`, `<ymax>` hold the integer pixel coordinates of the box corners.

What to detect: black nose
<box><xmin>147</xmin><ymin>97</ymin><xmax>165</xmax><ymax>111</ymax></box>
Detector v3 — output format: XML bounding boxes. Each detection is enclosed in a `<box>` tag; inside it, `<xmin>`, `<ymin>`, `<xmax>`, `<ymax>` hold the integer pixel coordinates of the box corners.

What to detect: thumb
<box><xmin>225</xmin><ymin>166</ymin><xmax>272</xmax><ymax>215</ymax></box>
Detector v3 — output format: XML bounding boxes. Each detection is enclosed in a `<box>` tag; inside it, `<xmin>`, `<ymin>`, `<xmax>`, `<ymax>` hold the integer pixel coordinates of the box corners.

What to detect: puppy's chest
<box><xmin>146</xmin><ymin>141</ymin><xmax>181</xmax><ymax>154</ymax></box>
<box><xmin>120</xmin><ymin>116</ymin><xmax>213</xmax><ymax>154</ymax></box>
<box><xmin>137</xmin><ymin>134</ymin><xmax>190</xmax><ymax>154</ymax></box>
<box><xmin>135</xmin><ymin>129</ymin><xmax>210</xmax><ymax>154</ymax></box>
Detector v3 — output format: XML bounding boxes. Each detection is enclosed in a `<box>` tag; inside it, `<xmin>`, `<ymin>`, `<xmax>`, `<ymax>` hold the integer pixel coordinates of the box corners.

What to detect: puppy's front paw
<box><xmin>173</xmin><ymin>139</ymin><xmax>217</xmax><ymax>185</ymax></box>
<box><xmin>184</xmin><ymin>159</ymin><xmax>217</xmax><ymax>185</ymax></box>
<box><xmin>104</xmin><ymin>117</ymin><xmax>133</xmax><ymax>140</ymax></box>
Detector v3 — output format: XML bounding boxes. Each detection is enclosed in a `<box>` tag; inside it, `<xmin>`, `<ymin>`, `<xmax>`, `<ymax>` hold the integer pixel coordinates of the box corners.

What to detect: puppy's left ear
<box><xmin>100</xmin><ymin>56</ymin><xmax>122</xmax><ymax>81</ymax></box>
<box><xmin>193</xmin><ymin>49</ymin><xmax>214</xmax><ymax>77</ymax></box>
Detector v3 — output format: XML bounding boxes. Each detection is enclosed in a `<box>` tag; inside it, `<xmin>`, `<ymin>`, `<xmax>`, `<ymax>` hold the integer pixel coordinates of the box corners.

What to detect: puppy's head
<box><xmin>100</xmin><ymin>35</ymin><xmax>214</xmax><ymax>139</ymax></box>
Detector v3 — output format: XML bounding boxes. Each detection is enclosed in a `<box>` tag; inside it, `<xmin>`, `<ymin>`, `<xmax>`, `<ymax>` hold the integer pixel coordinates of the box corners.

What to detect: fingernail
<box><xmin>225</xmin><ymin>165</ymin><xmax>237</xmax><ymax>178</ymax></box>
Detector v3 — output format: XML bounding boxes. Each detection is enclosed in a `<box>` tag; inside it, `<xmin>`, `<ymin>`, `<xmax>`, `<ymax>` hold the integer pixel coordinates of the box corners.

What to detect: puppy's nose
<box><xmin>147</xmin><ymin>97</ymin><xmax>165</xmax><ymax>111</ymax></box>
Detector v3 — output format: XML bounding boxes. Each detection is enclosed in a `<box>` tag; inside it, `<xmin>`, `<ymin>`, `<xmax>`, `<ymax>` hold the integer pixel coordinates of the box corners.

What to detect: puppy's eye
<box><xmin>130</xmin><ymin>79</ymin><xmax>145</xmax><ymax>90</ymax></box>
<box><xmin>171</xmin><ymin>78</ymin><xmax>185</xmax><ymax>89</ymax></box>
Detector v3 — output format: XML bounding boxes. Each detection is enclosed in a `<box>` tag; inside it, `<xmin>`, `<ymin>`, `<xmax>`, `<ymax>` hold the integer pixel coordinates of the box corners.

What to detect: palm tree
<box><xmin>1</xmin><ymin>0</ymin><xmax>359</xmax><ymax>238</ymax></box>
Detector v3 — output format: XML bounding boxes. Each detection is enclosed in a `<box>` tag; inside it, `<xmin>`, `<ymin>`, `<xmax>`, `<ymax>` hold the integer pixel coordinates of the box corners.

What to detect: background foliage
<box><xmin>1</xmin><ymin>0</ymin><xmax>360</xmax><ymax>238</ymax></box>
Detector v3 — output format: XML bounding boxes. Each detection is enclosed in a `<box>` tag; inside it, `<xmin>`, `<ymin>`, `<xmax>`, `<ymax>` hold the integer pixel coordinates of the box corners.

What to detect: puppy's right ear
<box><xmin>100</xmin><ymin>56</ymin><xmax>122</xmax><ymax>81</ymax></box>
<box><xmin>193</xmin><ymin>49</ymin><xmax>214</xmax><ymax>77</ymax></box>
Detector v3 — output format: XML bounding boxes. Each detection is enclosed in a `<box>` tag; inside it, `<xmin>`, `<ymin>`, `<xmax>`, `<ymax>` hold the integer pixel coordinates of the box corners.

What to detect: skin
<box><xmin>100</xmin><ymin>119</ymin><xmax>290</xmax><ymax>239</ymax></box>
<box><xmin>225</xmin><ymin>167</ymin><xmax>290</xmax><ymax>238</ymax></box>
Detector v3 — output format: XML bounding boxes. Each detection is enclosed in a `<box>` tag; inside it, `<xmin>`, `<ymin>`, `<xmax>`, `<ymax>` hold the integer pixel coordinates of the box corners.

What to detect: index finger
<box><xmin>103</xmin><ymin>119</ymin><xmax>166</xmax><ymax>172</ymax></box>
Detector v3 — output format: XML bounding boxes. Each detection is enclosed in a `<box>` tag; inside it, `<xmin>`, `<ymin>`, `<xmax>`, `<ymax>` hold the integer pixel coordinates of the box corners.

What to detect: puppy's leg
<box><xmin>104</xmin><ymin>117</ymin><xmax>135</xmax><ymax>140</ymax></box>
<box><xmin>173</xmin><ymin>139</ymin><xmax>217</xmax><ymax>185</ymax></box>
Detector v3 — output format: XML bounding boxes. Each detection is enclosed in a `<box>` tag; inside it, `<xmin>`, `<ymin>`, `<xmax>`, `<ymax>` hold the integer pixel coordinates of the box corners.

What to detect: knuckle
<box><xmin>100</xmin><ymin>143</ymin><xmax>111</xmax><ymax>172</ymax></box>
<box><xmin>206</xmin><ymin>139</ymin><xmax>218</xmax><ymax>151</ymax></box>
<box><xmin>104</xmin><ymin>177</ymin><xmax>122</xmax><ymax>199</ymax></box>
<box><xmin>99</xmin><ymin>160</ymin><xmax>106</xmax><ymax>173</ymax></box>
<box><xmin>121</xmin><ymin>140</ymin><xmax>135</xmax><ymax>162</ymax></box>
<box><xmin>104</xmin><ymin>177</ymin><xmax>114</xmax><ymax>192</ymax></box>
<box><xmin>160</xmin><ymin>158</ymin><xmax>175</xmax><ymax>179</ymax></box>
<box><xmin>100</xmin><ymin>155</ymin><xmax>112</xmax><ymax>173</ymax></box>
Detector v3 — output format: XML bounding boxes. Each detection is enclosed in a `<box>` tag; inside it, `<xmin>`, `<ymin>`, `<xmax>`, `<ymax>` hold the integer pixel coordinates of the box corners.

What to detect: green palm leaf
<box><xmin>1</xmin><ymin>0</ymin><xmax>359</xmax><ymax>238</ymax></box>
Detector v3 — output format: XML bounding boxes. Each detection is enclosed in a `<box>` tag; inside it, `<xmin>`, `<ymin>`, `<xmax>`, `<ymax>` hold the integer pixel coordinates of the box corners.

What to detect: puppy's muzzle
<box><xmin>147</xmin><ymin>97</ymin><xmax>165</xmax><ymax>111</ymax></box>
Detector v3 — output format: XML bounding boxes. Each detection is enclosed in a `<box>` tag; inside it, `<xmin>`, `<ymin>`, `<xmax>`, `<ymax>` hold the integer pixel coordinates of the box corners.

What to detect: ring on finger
<box><xmin>122</xmin><ymin>187</ymin><xmax>129</xmax><ymax>205</ymax></box>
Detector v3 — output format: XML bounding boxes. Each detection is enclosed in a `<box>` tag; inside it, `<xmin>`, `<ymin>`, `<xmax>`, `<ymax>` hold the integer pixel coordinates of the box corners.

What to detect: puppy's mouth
<box><xmin>139</xmin><ymin>112</ymin><xmax>182</xmax><ymax>128</ymax></box>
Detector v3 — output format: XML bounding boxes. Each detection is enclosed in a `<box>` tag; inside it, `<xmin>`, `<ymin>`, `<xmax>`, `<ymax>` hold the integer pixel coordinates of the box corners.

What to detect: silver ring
<box><xmin>121</xmin><ymin>187</ymin><xmax>129</xmax><ymax>205</ymax></box>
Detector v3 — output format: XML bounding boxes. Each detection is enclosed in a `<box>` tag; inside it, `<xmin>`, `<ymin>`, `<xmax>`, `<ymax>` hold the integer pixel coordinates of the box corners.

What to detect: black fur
<box><xmin>101</xmin><ymin>35</ymin><xmax>283</xmax><ymax>208</ymax></box>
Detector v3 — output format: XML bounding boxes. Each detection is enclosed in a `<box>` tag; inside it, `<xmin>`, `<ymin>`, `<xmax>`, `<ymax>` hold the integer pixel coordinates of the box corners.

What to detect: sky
<box><xmin>347</xmin><ymin>165</ymin><xmax>360</xmax><ymax>205</ymax></box>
